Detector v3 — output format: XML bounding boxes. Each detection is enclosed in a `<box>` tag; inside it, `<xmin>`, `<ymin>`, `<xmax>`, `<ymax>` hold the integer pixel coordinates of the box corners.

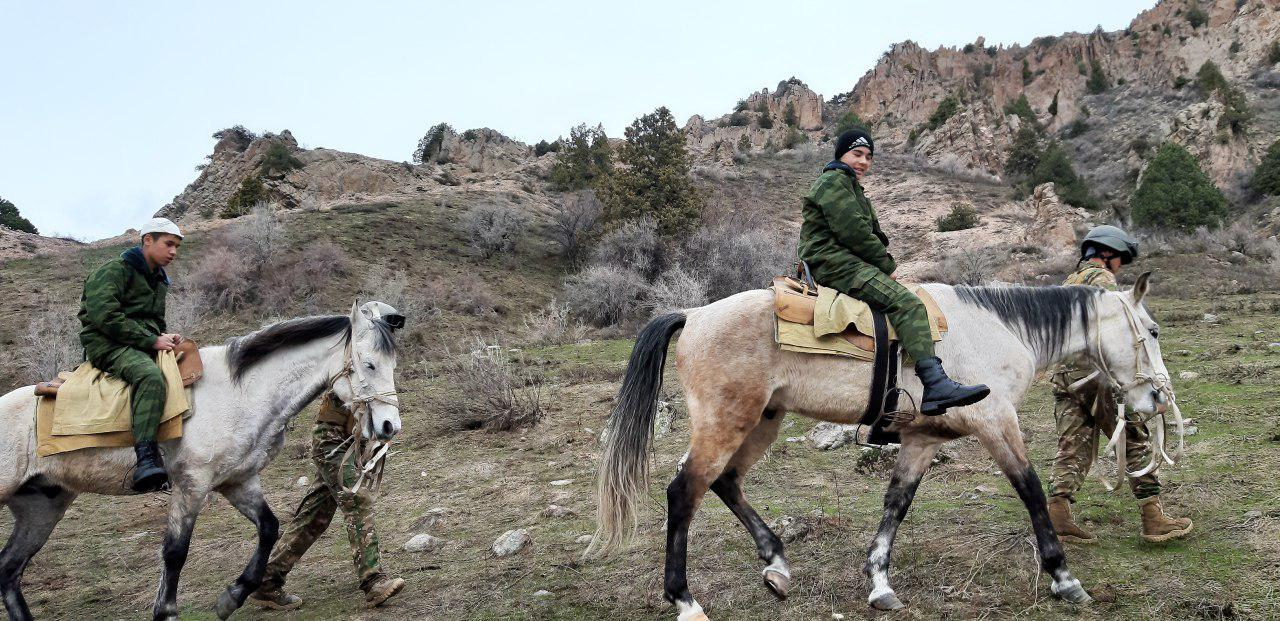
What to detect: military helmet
<box><xmin>1080</xmin><ymin>225</ymin><xmax>1138</xmax><ymax>264</ymax></box>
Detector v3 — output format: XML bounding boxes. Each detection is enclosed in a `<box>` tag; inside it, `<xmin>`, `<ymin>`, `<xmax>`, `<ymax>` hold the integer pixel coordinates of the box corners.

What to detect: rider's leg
<box><xmin>102</xmin><ymin>347</ymin><xmax>169</xmax><ymax>492</ymax></box>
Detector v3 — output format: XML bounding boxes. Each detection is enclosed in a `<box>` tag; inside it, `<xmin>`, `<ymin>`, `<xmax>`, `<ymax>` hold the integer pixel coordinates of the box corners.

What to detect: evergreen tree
<box><xmin>222</xmin><ymin>176</ymin><xmax>266</xmax><ymax>218</ymax></box>
<box><xmin>1048</xmin><ymin>90</ymin><xmax>1060</xmax><ymax>116</ymax></box>
<box><xmin>601</xmin><ymin>107</ymin><xmax>703</xmax><ymax>238</ymax></box>
<box><xmin>1003</xmin><ymin>94</ymin><xmax>1036</xmax><ymax>125</ymax></box>
<box><xmin>834</xmin><ymin>109</ymin><xmax>866</xmax><ymax>135</ymax></box>
<box><xmin>550</xmin><ymin>124</ymin><xmax>613</xmax><ymax>191</ymax></box>
<box><xmin>1195</xmin><ymin>60</ymin><xmax>1252</xmax><ymax>134</ymax></box>
<box><xmin>1004</xmin><ymin>125</ymin><xmax>1043</xmax><ymax>178</ymax></box>
<box><xmin>1086</xmin><ymin>59</ymin><xmax>1110</xmax><ymax>94</ymax></box>
<box><xmin>1032</xmin><ymin>143</ymin><xmax>1096</xmax><ymax>208</ymax></box>
<box><xmin>0</xmin><ymin>197</ymin><xmax>38</xmax><ymax>234</ymax></box>
<box><xmin>1131</xmin><ymin>142</ymin><xmax>1228</xmax><ymax>231</ymax></box>
<box><xmin>783</xmin><ymin>102</ymin><xmax>798</xmax><ymax>127</ymax></box>
<box><xmin>412</xmin><ymin>123</ymin><xmax>452</xmax><ymax>164</ymax></box>
<box><xmin>736</xmin><ymin>134</ymin><xmax>752</xmax><ymax>152</ymax></box>
<box><xmin>1249</xmin><ymin>138</ymin><xmax>1280</xmax><ymax>197</ymax></box>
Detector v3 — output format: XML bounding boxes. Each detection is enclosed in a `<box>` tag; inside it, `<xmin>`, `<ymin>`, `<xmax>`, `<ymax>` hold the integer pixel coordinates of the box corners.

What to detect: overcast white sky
<box><xmin>0</xmin><ymin>0</ymin><xmax>1155</xmax><ymax>241</ymax></box>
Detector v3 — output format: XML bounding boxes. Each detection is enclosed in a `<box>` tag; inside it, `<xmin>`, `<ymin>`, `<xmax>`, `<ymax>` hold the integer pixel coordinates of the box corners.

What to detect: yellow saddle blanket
<box><xmin>36</xmin><ymin>351</ymin><xmax>191</xmax><ymax>457</ymax></box>
<box><xmin>772</xmin><ymin>277</ymin><xmax>948</xmax><ymax>361</ymax></box>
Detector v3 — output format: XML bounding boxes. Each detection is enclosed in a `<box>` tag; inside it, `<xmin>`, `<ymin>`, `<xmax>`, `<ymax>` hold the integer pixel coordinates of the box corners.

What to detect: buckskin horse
<box><xmin>0</xmin><ymin>302</ymin><xmax>402</xmax><ymax>621</ymax></box>
<box><xmin>591</xmin><ymin>274</ymin><xmax>1177</xmax><ymax>620</ymax></box>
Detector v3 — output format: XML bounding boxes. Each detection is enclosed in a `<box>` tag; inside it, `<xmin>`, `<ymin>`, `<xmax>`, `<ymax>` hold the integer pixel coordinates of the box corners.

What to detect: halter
<box><xmin>324</xmin><ymin>321</ymin><xmax>399</xmax><ymax>494</ymax></box>
<box><xmin>1071</xmin><ymin>290</ymin><xmax>1185</xmax><ymax>492</ymax></box>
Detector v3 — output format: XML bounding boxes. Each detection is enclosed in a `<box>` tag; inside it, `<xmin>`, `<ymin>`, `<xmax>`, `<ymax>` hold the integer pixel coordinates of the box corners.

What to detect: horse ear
<box><xmin>349</xmin><ymin>300</ymin><xmax>364</xmax><ymax>327</ymax></box>
<box><xmin>1131</xmin><ymin>271</ymin><xmax>1152</xmax><ymax>303</ymax></box>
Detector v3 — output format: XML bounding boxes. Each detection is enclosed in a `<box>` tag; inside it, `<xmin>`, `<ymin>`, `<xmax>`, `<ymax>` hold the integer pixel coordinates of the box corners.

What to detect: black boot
<box><xmin>915</xmin><ymin>357</ymin><xmax>990</xmax><ymax>416</ymax></box>
<box><xmin>131</xmin><ymin>441</ymin><xmax>169</xmax><ymax>493</ymax></box>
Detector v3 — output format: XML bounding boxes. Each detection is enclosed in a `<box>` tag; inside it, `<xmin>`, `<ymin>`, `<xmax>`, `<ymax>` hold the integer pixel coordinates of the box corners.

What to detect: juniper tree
<box><xmin>601</xmin><ymin>107</ymin><xmax>703</xmax><ymax>238</ymax></box>
<box><xmin>1131</xmin><ymin>142</ymin><xmax>1228</xmax><ymax>231</ymax></box>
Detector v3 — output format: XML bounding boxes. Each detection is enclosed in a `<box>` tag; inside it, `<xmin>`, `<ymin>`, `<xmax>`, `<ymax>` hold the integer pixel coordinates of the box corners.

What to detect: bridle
<box><xmin>324</xmin><ymin>320</ymin><xmax>399</xmax><ymax>494</ymax></box>
<box><xmin>1070</xmin><ymin>290</ymin><xmax>1185</xmax><ymax>492</ymax></box>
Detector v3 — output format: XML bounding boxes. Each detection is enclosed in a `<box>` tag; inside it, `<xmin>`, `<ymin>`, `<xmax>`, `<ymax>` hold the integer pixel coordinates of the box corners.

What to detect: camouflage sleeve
<box><xmin>1082</xmin><ymin>268</ymin><xmax>1118</xmax><ymax>291</ymax></box>
<box><xmin>81</xmin><ymin>262</ymin><xmax>157</xmax><ymax>350</ymax></box>
<box><xmin>811</xmin><ymin>176</ymin><xmax>896</xmax><ymax>275</ymax></box>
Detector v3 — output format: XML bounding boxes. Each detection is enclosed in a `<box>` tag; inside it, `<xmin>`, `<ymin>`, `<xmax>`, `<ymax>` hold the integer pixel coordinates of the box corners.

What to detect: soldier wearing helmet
<box><xmin>1046</xmin><ymin>225</ymin><xmax>1193</xmax><ymax>544</ymax></box>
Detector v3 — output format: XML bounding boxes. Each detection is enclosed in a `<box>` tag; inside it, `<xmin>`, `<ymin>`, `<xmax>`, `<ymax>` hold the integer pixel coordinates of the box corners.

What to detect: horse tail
<box><xmin>587</xmin><ymin>311</ymin><xmax>686</xmax><ymax>558</ymax></box>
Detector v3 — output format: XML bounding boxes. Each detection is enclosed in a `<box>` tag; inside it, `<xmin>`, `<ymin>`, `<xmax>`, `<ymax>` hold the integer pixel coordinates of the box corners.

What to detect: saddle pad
<box><xmin>36</xmin><ymin>394</ymin><xmax>187</xmax><ymax>457</ymax></box>
<box><xmin>50</xmin><ymin>350</ymin><xmax>189</xmax><ymax>436</ymax></box>
<box><xmin>773</xmin><ymin>280</ymin><xmax>947</xmax><ymax>360</ymax></box>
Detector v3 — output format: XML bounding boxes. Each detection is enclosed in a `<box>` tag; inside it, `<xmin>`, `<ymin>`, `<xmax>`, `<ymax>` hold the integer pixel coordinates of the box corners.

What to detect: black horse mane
<box><xmin>226</xmin><ymin>315</ymin><xmax>396</xmax><ymax>382</ymax></box>
<box><xmin>953</xmin><ymin>285</ymin><xmax>1098</xmax><ymax>361</ymax></box>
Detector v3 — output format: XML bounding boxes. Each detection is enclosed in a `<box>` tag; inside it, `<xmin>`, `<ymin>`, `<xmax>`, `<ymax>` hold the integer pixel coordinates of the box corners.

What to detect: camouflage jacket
<box><xmin>1053</xmin><ymin>261</ymin><xmax>1118</xmax><ymax>390</ymax></box>
<box><xmin>78</xmin><ymin>246</ymin><xmax>168</xmax><ymax>363</ymax></box>
<box><xmin>797</xmin><ymin>162</ymin><xmax>895</xmax><ymax>294</ymax></box>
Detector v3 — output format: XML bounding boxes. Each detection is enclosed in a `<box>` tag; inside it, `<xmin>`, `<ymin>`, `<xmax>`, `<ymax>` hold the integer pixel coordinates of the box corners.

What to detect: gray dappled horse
<box><xmin>0</xmin><ymin>303</ymin><xmax>401</xmax><ymax>620</ymax></box>
<box><xmin>592</xmin><ymin>275</ymin><xmax>1174</xmax><ymax>620</ymax></box>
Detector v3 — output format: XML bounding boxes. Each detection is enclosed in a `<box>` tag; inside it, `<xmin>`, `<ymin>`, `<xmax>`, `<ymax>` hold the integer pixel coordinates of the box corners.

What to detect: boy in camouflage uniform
<box><xmin>78</xmin><ymin>217</ymin><xmax>185</xmax><ymax>492</ymax></box>
<box><xmin>250</xmin><ymin>392</ymin><xmax>405</xmax><ymax>610</ymax></box>
<box><xmin>1047</xmin><ymin>225</ymin><xmax>1193</xmax><ymax>544</ymax></box>
<box><xmin>799</xmin><ymin>128</ymin><xmax>989</xmax><ymax>415</ymax></box>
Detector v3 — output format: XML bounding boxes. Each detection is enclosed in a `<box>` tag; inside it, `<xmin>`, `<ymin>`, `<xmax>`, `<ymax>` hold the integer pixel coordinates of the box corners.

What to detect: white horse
<box><xmin>592</xmin><ymin>274</ymin><xmax>1175</xmax><ymax>620</ymax></box>
<box><xmin>0</xmin><ymin>302</ymin><xmax>402</xmax><ymax>621</ymax></box>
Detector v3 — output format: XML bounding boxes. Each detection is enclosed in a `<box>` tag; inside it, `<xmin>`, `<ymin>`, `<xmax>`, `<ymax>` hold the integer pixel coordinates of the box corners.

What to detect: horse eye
<box><xmin>364</xmin><ymin>362</ymin><xmax>376</xmax><ymax>371</ymax></box>
<box><xmin>1149</xmin><ymin>328</ymin><xmax>1159</xmax><ymax>340</ymax></box>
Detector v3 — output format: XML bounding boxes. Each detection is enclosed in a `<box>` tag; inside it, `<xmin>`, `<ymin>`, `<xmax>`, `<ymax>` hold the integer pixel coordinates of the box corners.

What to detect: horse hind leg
<box><xmin>974</xmin><ymin>415</ymin><xmax>1091</xmax><ymax>605</ymax></box>
<box><xmin>212</xmin><ymin>477</ymin><xmax>279</xmax><ymax>620</ymax></box>
<box><xmin>1</xmin><ymin>480</ymin><xmax>77</xmax><ymax>621</ymax></box>
<box><xmin>863</xmin><ymin>435</ymin><xmax>940</xmax><ymax>611</ymax></box>
<box><xmin>665</xmin><ymin>394</ymin><xmax>762</xmax><ymax>621</ymax></box>
<box><xmin>153</xmin><ymin>482</ymin><xmax>207</xmax><ymax>621</ymax></box>
<box><xmin>708</xmin><ymin>409</ymin><xmax>790</xmax><ymax>600</ymax></box>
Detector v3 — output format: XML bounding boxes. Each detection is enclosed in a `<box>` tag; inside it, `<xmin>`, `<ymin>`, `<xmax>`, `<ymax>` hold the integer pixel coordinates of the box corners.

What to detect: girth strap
<box><xmin>860</xmin><ymin>310</ymin><xmax>902</xmax><ymax>446</ymax></box>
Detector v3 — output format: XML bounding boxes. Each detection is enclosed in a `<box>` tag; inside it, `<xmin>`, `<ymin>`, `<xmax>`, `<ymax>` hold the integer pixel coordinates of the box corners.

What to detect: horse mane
<box><xmin>226</xmin><ymin>315</ymin><xmax>397</xmax><ymax>382</ymax></box>
<box><xmin>953</xmin><ymin>285</ymin><xmax>1097</xmax><ymax>361</ymax></box>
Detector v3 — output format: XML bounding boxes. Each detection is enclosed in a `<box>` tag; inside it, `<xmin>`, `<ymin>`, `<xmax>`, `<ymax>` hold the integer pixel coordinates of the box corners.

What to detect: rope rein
<box><xmin>1074</xmin><ymin>292</ymin><xmax>1185</xmax><ymax>492</ymax></box>
<box><xmin>326</xmin><ymin>329</ymin><xmax>398</xmax><ymax>495</ymax></box>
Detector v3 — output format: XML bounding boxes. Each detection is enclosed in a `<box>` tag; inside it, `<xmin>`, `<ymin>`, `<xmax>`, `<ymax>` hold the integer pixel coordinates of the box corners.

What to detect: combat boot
<box><xmin>1139</xmin><ymin>496</ymin><xmax>1193</xmax><ymax>542</ymax></box>
<box><xmin>915</xmin><ymin>357</ymin><xmax>990</xmax><ymax>416</ymax></box>
<box><xmin>364</xmin><ymin>576</ymin><xmax>405</xmax><ymax>607</ymax></box>
<box><xmin>248</xmin><ymin>589</ymin><xmax>303</xmax><ymax>611</ymax></box>
<box><xmin>131</xmin><ymin>441</ymin><xmax>169</xmax><ymax>493</ymax></box>
<box><xmin>1048</xmin><ymin>496</ymin><xmax>1098</xmax><ymax>544</ymax></box>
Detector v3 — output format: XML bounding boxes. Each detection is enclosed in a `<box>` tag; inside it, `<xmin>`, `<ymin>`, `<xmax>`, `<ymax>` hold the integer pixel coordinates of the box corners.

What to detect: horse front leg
<box><xmin>213</xmin><ymin>477</ymin><xmax>279</xmax><ymax>620</ymax></box>
<box><xmin>153</xmin><ymin>483</ymin><xmax>207</xmax><ymax>621</ymax></box>
<box><xmin>863</xmin><ymin>435</ymin><xmax>939</xmax><ymax>611</ymax></box>
<box><xmin>975</xmin><ymin>415</ymin><xmax>1091</xmax><ymax>605</ymax></box>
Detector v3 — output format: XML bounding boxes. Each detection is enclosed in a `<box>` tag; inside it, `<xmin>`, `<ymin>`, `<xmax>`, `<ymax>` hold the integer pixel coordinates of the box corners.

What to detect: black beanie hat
<box><xmin>834</xmin><ymin>128</ymin><xmax>875</xmax><ymax>160</ymax></box>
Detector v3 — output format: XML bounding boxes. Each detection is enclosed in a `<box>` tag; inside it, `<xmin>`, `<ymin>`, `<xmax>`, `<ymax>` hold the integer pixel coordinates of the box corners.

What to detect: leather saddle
<box><xmin>34</xmin><ymin>339</ymin><xmax>203</xmax><ymax>398</ymax></box>
<box><xmin>773</xmin><ymin>275</ymin><xmax>877</xmax><ymax>351</ymax></box>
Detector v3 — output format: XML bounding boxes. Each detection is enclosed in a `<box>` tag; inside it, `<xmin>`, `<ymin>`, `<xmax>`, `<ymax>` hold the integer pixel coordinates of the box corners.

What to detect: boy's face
<box><xmin>839</xmin><ymin>146</ymin><xmax>873</xmax><ymax>179</ymax></box>
<box><xmin>142</xmin><ymin>233</ymin><xmax>181</xmax><ymax>268</ymax></box>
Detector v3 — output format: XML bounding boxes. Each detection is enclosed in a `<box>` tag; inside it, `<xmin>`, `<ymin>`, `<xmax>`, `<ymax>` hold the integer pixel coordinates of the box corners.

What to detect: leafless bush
<box><xmin>164</xmin><ymin>285</ymin><xmax>209</xmax><ymax>339</ymax></box>
<box><xmin>15</xmin><ymin>300</ymin><xmax>80</xmax><ymax>384</ymax></box>
<box><xmin>679</xmin><ymin>224</ymin><xmax>792</xmax><ymax>300</ymax></box>
<box><xmin>229</xmin><ymin>202</ymin><xmax>286</xmax><ymax>270</ymax></box>
<box><xmin>188</xmin><ymin>246</ymin><xmax>254</xmax><ymax>310</ymax></box>
<box><xmin>649</xmin><ymin>266</ymin><xmax>708</xmax><ymax>314</ymax></box>
<box><xmin>261</xmin><ymin>240</ymin><xmax>350</xmax><ymax>309</ymax></box>
<box><xmin>589</xmin><ymin>218</ymin><xmax>659</xmax><ymax>277</ymax></box>
<box><xmin>521</xmin><ymin>299</ymin><xmax>587</xmax><ymax>345</ymax></box>
<box><xmin>460</xmin><ymin>203</ymin><xmax>528</xmax><ymax>260</ymax></box>
<box><xmin>548</xmin><ymin>190</ymin><xmax>602</xmax><ymax>265</ymax></box>
<box><xmin>1213</xmin><ymin>219</ymin><xmax>1278</xmax><ymax>261</ymax></box>
<box><xmin>940</xmin><ymin>248</ymin><xmax>1007</xmax><ymax>285</ymax></box>
<box><xmin>563</xmin><ymin>265</ymin><xmax>649</xmax><ymax>327</ymax></box>
<box><xmin>422</xmin><ymin>277</ymin><xmax>497</xmax><ymax>316</ymax></box>
<box><xmin>361</xmin><ymin>266</ymin><xmax>433</xmax><ymax>320</ymax></box>
<box><xmin>446</xmin><ymin>338</ymin><xmax>544</xmax><ymax>431</ymax></box>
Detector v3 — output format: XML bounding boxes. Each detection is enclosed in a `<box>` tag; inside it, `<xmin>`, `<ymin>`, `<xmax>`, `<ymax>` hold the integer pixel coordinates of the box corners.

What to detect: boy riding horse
<box><xmin>78</xmin><ymin>217</ymin><xmax>184</xmax><ymax>492</ymax></box>
<box><xmin>798</xmin><ymin>128</ymin><xmax>989</xmax><ymax>415</ymax></box>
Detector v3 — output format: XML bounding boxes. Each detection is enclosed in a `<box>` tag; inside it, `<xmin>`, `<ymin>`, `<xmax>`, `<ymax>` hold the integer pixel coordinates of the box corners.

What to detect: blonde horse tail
<box><xmin>587</xmin><ymin>311</ymin><xmax>686</xmax><ymax>558</ymax></box>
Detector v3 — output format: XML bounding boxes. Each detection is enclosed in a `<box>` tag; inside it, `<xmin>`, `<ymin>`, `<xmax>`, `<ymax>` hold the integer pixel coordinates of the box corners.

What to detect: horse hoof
<box><xmin>869</xmin><ymin>591</ymin><xmax>905</xmax><ymax>611</ymax></box>
<box><xmin>763</xmin><ymin>569</ymin><xmax>790</xmax><ymax>601</ymax></box>
<box><xmin>214</xmin><ymin>589</ymin><xmax>241</xmax><ymax>620</ymax></box>
<box><xmin>1054</xmin><ymin>582</ymin><xmax>1093</xmax><ymax>605</ymax></box>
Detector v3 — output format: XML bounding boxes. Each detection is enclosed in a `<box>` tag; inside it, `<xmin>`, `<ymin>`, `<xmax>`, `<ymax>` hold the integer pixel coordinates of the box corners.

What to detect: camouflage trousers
<box><xmin>1049</xmin><ymin>372</ymin><xmax>1161</xmax><ymax>501</ymax></box>
<box><xmin>854</xmin><ymin>270</ymin><xmax>935</xmax><ymax>361</ymax></box>
<box><xmin>260</xmin><ymin>421</ymin><xmax>384</xmax><ymax>592</ymax></box>
<box><xmin>92</xmin><ymin>347</ymin><xmax>165</xmax><ymax>443</ymax></box>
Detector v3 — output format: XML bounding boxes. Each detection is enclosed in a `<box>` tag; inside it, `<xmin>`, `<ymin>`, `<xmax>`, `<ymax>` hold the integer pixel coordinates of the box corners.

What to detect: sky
<box><xmin>0</xmin><ymin>0</ymin><xmax>1156</xmax><ymax>241</ymax></box>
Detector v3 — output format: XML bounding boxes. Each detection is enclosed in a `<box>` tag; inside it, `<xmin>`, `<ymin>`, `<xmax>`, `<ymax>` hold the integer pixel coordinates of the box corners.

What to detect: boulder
<box><xmin>493</xmin><ymin>529</ymin><xmax>530</xmax><ymax>557</ymax></box>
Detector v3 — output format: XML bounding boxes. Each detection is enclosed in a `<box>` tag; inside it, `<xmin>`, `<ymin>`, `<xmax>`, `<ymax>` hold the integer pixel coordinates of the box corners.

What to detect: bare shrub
<box><xmin>1212</xmin><ymin>219</ymin><xmax>1276</xmax><ymax>260</ymax></box>
<box><xmin>446</xmin><ymin>338</ymin><xmax>544</xmax><ymax>431</ymax></box>
<box><xmin>423</xmin><ymin>277</ymin><xmax>497</xmax><ymax>316</ymax></box>
<box><xmin>164</xmin><ymin>286</ymin><xmax>209</xmax><ymax>340</ymax></box>
<box><xmin>460</xmin><ymin>203</ymin><xmax>528</xmax><ymax>260</ymax></box>
<box><xmin>649</xmin><ymin>266</ymin><xmax>708</xmax><ymax>314</ymax></box>
<box><xmin>15</xmin><ymin>299</ymin><xmax>80</xmax><ymax>383</ymax></box>
<box><xmin>521</xmin><ymin>299</ymin><xmax>587</xmax><ymax>345</ymax></box>
<box><xmin>261</xmin><ymin>240</ymin><xmax>350</xmax><ymax>310</ymax></box>
<box><xmin>548</xmin><ymin>190</ymin><xmax>602</xmax><ymax>265</ymax></box>
<box><xmin>940</xmin><ymin>248</ymin><xmax>1007</xmax><ymax>285</ymax></box>
<box><xmin>679</xmin><ymin>224</ymin><xmax>792</xmax><ymax>301</ymax></box>
<box><xmin>562</xmin><ymin>265</ymin><xmax>648</xmax><ymax>327</ymax></box>
<box><xmin>229</xmin><ymin>202</ymin><xmax>286</xmax><ymax>270</ymax></box>
<box><xmin>589</xmin><ymin>218</ymin><xmax>659</xmax><ymax>277</ymax></box>
<box><xmin>188</xmin><ymin>246</ymin><xmax>254</xmax><ymax>310</ymax></box>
